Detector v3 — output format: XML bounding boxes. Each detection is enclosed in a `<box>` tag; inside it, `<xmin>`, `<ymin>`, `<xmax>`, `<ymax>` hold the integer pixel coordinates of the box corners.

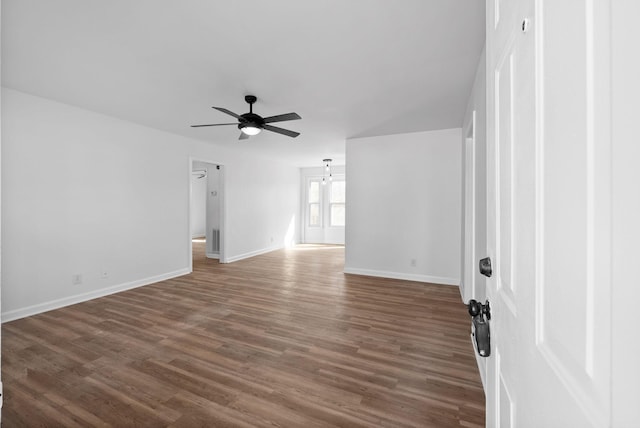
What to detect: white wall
<box><xmin>345</xmin><ymin>128</ymin><xmax>462</xmax><ymax>285</ymax></box>
<box><xmin>224</xmin><ymin>158</ymin><xmax>299</xmax><ymax>260</ymax></box>
<box><xmin>461</xmin><ymin>47</ymin><xmax>487</xmax><ymax>303</ymax></box>
<box><xmin>1</xmin><ymin>88</ymin><xmax>300</xmax><ymax>321</ymax></box>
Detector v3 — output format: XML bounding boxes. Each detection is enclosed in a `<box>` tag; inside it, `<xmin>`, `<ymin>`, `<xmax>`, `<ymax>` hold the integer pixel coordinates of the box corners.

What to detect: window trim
<box><xmin>328</xmin><ymin>179</ymin><xmax>346</xmax><ymax>227</ymax></box>
<box><xmin>307</xmin><ymin>178</ymin><xmax>322</xmax><ymax>228</ymax></box>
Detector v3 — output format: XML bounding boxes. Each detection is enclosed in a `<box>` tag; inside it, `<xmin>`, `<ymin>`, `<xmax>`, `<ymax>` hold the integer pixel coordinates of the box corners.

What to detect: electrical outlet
<box><xmin>72</xmin><ymin>274</ymin><xmax>82</xmax><ymax>285</ymax></box>
<box><xmin>410</xmin><ymin>259</ymin><xmax>417</xmax><ymax>267</ymax></box>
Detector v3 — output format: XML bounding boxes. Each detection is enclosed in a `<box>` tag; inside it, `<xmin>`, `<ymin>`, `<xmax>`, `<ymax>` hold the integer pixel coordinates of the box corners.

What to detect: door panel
<box><xmin>485</xmin><ymin>0</ymin><xmax>611</xmax><ymax>426</ymax></box>
<box><xmin>495</xmin><ymin>40</ymin><xmax>516</xmax><ymax>314</ymax></box>
<box><xmin>535</xmin><ymin>0</ymin><xmax>611</xmax><ymax>423</ymax></box>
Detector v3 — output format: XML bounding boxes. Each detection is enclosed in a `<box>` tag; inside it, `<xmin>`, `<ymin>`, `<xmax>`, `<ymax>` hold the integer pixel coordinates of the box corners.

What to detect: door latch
<box><xmin>468</xmin><ymin>299</ymin><xmax>491</xmax><ymax>357</ymax></box>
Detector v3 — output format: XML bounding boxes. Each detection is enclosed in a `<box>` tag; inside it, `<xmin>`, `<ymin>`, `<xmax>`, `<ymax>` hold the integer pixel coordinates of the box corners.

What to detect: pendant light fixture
<box><xmin>322</xmin><ymin>158</ymin><xmax>332</xmax><ymax>185</ymax></box>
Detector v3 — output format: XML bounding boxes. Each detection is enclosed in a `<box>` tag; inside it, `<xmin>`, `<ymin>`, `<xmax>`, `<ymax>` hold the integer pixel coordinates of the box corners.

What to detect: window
<box><xmin>308</xmin><ymin>180</ymin><xmax>321</xmax><ymax>226</ymax></box>
<box><xmin>329</xmin><ymin>180</ymin><xmax>345</xmax><ymax>226</ymax></box>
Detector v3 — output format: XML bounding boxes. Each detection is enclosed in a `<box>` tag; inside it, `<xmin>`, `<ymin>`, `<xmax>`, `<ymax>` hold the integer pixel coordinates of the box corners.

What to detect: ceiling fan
<box><xmin>191</xmin><ymin>95</ymin><xmax>301</xmax><ymax>140</ymax></box>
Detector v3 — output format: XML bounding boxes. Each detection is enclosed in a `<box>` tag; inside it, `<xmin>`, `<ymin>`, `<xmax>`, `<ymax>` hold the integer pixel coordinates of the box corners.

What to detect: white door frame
<box><xmin>188</xmin><ymin>157</ymin><xmax>226</xmax><ymax>266</ymax></box>
<box><xmin>461</xmin><ymin>110</ymin><xmax>476</xmax><ymax>303</ymax></box>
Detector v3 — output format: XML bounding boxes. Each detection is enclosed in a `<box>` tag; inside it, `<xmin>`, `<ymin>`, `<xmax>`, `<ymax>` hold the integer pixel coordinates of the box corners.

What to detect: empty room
<box><xmin>1</xmin><ymin>1</ymin><xmax>638</xmax><ymax>427</ymax></box>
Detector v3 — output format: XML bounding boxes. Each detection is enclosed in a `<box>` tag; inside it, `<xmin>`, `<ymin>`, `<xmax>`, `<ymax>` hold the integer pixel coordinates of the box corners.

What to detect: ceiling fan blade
<box><xmin>263</xmin><ymin>112</ymin><xmax>301</xmax><ymax>124</ymax></box>
<box><xmin>191</xmin><ymin>123</ymin><xmax>237</xmax><ymax>128</ymax></box>
<box><xmin>263</xmin><ymin>124</ymin><xmax>300</xmax><ymax>138</ymax></box>
<box><xmin>212</xmin><ymin>107</ymin><xmax>242</xmax><ymax>119</ymax></box>
<box><xmin>239</xmin><ymin>132</ymin><xmax>250</xmax><ymax>140</ymax></box>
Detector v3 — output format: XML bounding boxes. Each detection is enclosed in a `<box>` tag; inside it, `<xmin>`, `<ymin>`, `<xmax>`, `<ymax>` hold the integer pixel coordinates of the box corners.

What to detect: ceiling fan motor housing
<box><xmin>239</xmin><ymin>95</ymin><xmax>262</xmax><ymax>131</ymax></box>
<box><xmin>238</xmin><ymin>112</ymin><xmax>264</xmax><ymax>131</ymax></box>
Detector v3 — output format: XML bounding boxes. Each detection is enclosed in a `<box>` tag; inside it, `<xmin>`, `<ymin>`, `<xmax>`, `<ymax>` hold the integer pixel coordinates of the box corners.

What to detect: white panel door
<box><xmin>485</xmin><ymin>0</ymin><xmax>611</xmax><ymax>426</ymax></box>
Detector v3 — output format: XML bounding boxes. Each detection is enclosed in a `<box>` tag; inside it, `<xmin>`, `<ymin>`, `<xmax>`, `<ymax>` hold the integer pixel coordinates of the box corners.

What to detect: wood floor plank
<box><xmin>2</xmin><ymin>242</ymin><xmax>484</xmax><ymax>426</ymax></box>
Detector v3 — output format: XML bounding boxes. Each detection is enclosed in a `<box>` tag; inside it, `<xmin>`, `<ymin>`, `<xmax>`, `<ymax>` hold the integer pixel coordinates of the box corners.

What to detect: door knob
<box><xmin>468</xmin><ymin>299</ymin><xmax>491</xmax><ymax>320</ymax></box>
<box><xmin>479</xmin><ymin>257</ymin><xmax>492</xmax><ymax>277</ymax></box>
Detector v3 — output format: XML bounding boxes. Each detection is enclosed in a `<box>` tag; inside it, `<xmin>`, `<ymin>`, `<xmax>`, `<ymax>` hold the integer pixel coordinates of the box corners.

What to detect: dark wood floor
<box><xmin>2</xmin><ymin>242</ymin><xmax>484</xmax><ymax>427</ymax></box>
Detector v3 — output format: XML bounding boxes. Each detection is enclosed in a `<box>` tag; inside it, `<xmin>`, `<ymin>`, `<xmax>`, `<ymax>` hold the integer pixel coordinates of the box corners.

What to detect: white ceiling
<box><xmin>1</xmin><ymin>0</ymin><xmax>485</xmax><ymax>167</ymax></box>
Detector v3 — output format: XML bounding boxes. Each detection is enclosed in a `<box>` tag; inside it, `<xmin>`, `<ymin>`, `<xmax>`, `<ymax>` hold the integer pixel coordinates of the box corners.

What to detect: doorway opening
<box><xmin>190</xmin><ymin>159</ymin><xmax>225</xmax><ymax>268</ymax></box>
<box><xmin>302</xmin><ymin>173</ymin><xmax>346</xmax><ymax>245</ymax></box>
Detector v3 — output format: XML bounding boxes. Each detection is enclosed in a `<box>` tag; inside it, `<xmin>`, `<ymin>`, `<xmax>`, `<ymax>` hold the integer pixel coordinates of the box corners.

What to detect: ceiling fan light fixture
<box><xmin>240</xmin><ymin>124</ymin><xmax>262</xmax><ymax>135</ymax></box>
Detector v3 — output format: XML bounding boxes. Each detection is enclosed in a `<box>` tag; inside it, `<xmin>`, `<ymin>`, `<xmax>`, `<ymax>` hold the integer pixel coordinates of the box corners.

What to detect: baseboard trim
<box><xmin>206</xmin><ymin>253</ymin><xmax>220</xmax><ymax>259</ymax></box>
<box><xmin>224</xmin><ymin>245</ymin><xmax>282</xmax><ymax>263</ymax></box>
<box><xmin>343</xmin><ymin>267</ymin><xmax>459</xmax><ymax>286</ymax></box>
<box><xmin>2</xmin><ymin>268</ymin><xmax>191</xmax><ymax>323</ymax></box>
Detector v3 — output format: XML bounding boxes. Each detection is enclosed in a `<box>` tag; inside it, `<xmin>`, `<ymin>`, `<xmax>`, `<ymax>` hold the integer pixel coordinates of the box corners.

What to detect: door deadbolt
<box><xmin>479</xmin><ymin>257</ymin><xmax>492</xmax><ymax>277</ymax></box>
